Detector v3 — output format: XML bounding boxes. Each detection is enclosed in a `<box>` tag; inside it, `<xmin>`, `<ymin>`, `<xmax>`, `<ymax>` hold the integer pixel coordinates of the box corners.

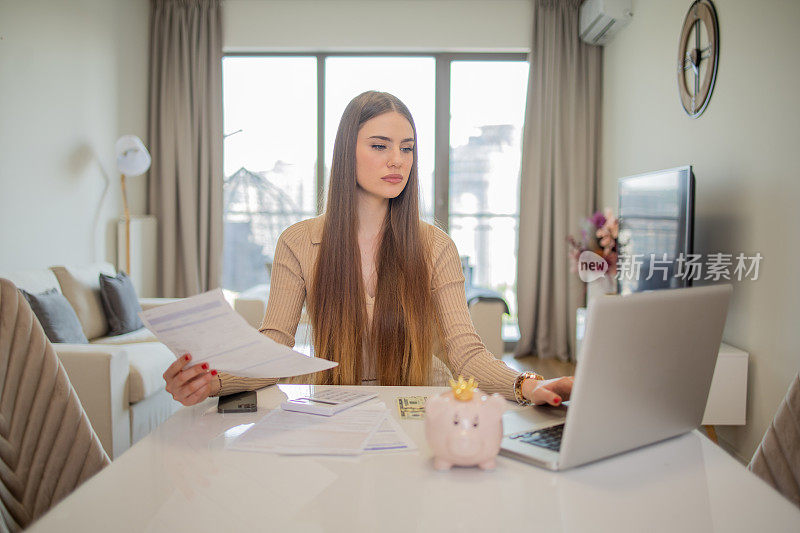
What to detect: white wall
<box><xmin>0</xmin><ymin>0</ymin><xmax>150</xmax><ymax>271</ymax></box>
<box><xmin>223</xmin><ymin>0</ymin><xmax>532</xmax><ymax>52</ymax></box>
<box><xmin>600</xmin><ymin>0</ymin><xmax>800</xmax><ymax>461</ymax></box>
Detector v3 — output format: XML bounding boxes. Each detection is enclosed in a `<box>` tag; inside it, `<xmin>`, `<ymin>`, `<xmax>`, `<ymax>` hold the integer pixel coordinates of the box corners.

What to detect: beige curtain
<box><xmin>515</xmin><ymin>0</ymin><xmax>602</xmax><ymax>361</ymax></box>
<box><xmin>147</xmin><ymin>0</ymin><xmax>223</xmax><ymax>297</ymax></box>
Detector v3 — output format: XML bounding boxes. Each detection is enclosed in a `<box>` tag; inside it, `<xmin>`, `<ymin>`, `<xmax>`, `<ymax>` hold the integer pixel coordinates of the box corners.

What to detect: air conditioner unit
<box><xmin>579</xmin><ymin>0</ymin><xmax>633</xmax><ymax>46</ymax></box>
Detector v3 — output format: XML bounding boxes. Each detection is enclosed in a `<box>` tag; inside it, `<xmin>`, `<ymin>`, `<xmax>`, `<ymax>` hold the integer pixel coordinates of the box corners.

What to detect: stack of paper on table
<box><xmin>362</xmin><ymin>414</ymin><xmax>417</xmax><ymax>454</ymax></box>
<box><xmin>229</xmin><ymin>400</ymin><xmax>417</xmax><ymax>456</ymax></box>
<box><xmin>139</xmin><ymin>289</ymin><xmax>337</xmax><ymax>378</ymax></box>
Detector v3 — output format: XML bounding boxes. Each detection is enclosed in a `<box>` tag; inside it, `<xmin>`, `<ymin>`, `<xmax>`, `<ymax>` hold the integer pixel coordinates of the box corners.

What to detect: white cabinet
<box><xmin>702</xmin><ymin>343</ymin><xmax>748</xmax><ymax>425</ymax></box>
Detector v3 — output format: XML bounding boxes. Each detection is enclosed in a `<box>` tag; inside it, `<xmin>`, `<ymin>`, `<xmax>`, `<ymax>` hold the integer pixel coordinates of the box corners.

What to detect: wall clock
<box><xmin>677</xmin><ymin>0</ymin><xmax>719</xmax><ymax>118</ymax></box>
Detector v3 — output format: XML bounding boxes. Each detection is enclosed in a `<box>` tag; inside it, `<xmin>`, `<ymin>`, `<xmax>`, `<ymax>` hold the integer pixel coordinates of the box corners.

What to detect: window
<box><xmin>324</xmin><ymin>57</ymin><xmax>435</xmax><ymax>218</ymax></box>
<box><xmin>449</xmin><ymin>61</ymin><xmax>529</xmax><ymax>340</ymax></box>
<box><xmin>222</xmin><ymin>57</ymin><xmax>317</xmax><ymax>292</ymax></box>
<box><xmin>222</xmin><ymin>54</ymin><xmax>528</xmax><ymax>343</ymax></box>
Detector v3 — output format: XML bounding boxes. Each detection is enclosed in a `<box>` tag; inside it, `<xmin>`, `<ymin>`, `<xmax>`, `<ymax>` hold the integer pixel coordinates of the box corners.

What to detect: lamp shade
<box><xmin>115</xmin><ymin>135</ymin><xmax>151</xmax><ymax>176</ymax></box>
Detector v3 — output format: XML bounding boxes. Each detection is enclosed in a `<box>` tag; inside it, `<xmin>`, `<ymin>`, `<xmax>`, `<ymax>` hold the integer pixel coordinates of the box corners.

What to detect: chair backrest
<box><xmin>0</xmin><ymin>278</ymin><xmax>110</xmax><ymax>530</ymax></box>
<box><xmin>748</xmin><ymin>373</ymin><xmax>800</xmax><ymax>508</ymax></box>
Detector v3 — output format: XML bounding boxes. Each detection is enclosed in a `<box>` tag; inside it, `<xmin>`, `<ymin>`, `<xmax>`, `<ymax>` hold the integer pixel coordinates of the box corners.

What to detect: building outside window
<box><xmin>222</xmin><ymin>57</ymin><xmax>317</xmax><ymax>292</ymax></box>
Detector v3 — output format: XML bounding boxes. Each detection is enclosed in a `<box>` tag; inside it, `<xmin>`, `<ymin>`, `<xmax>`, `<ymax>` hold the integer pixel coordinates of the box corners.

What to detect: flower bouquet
<box><xmin>567</xmin><ymin>208</ymin><xmax>619</xmax><ymax>279</ymax></box>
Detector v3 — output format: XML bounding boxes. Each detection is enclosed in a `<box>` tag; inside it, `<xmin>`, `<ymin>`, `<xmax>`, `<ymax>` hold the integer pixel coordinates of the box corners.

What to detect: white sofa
<box><xmin>1</xmin><ymin>262</ymin><xmax>182</xmax><ymax>459</ymax></box>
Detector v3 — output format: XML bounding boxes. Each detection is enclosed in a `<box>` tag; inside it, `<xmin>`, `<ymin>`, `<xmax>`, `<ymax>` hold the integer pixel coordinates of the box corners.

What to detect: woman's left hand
<box><xmin>521</xmin><ymin>376</ymin><xmax>574</xmax><ymax>406</ymax></box>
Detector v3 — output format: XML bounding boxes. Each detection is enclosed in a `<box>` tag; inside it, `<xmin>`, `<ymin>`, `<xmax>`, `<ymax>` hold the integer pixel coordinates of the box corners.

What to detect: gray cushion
<box><xmin>98</xmin><ymin>271</ymin><xmax>143</xmax><ymax>336</ymax></box>
<box><xmin>20</xmin><ymin>288</ymin><xmax>89</xmax><ymax>344</ymax></box>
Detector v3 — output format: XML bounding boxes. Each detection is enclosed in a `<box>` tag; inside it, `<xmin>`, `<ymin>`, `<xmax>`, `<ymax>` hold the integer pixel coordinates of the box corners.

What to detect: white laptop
<box><xmin>500</xmin><ymin>284</ymin><xmax>732</xmax><ymax>471</ymax></box>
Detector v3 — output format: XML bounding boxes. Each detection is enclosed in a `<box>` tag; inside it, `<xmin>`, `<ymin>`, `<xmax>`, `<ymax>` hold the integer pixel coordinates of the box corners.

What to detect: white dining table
<box><xmin>29</xmin><ymin>384</ymin><xmax>800</xmax><ymax>532</ymax></box>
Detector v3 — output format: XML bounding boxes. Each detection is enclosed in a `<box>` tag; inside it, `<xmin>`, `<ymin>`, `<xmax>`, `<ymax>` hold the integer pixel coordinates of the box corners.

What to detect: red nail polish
<box><xmin>553</xmin><ymin>397</ymin><xmax>561</xmax><ymax>405</ymax></box>
<box><xmin>184</xmin><ymin>354</ymin><xmax>190</xmax><ymax>361</ymax></box>
<box><xmin>210</xmin><ymin>370</ymin><xmax>218</xmax><ymax>376</ymax></box>
<box><xmin>201</xmin><ymin>363</ymin><xmax>209</xmax><ymax>370</ymax></box>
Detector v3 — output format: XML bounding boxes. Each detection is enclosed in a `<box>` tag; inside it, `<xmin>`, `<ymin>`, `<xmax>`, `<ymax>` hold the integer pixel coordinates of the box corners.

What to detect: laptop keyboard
<box><xmin>509</xmin><ymin>424</ymin><xmax>565</xmax><ymax>452</ymax></box>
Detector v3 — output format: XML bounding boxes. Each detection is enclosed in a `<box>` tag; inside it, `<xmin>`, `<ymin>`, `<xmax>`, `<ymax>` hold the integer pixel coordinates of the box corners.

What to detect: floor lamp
<box><xmin>115</xmin><ymin>135</ymin><xmax>151</xmax><ymax>275</ymax></box>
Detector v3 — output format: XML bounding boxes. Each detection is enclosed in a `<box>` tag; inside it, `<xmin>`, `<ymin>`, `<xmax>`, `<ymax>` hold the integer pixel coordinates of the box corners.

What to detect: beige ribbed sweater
<box><xmin>217</xmin><ymin>215</ymin><xmax>521</xmax><ymax>400</ymax></box>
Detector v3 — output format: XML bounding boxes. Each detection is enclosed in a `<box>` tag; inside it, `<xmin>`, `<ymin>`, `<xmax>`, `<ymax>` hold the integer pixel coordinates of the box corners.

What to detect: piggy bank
<box><xmin>425</xmin><ymin>376</ymin><xmax>506</xmax><ymax>471</ymax></box>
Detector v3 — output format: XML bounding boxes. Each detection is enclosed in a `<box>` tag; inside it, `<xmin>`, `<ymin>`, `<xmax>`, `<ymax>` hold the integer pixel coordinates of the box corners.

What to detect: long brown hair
<box><xmin>309</xmin><ymin>91</ymin><xmax>434</xmax><ymax>386</ymax></box>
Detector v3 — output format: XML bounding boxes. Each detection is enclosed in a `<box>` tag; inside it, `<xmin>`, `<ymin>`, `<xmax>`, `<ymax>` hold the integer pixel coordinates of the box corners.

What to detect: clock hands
<box><xmin>682</xmin><ymin>33</ymin><xmax>712</xmax><ymax>99</ymax></box>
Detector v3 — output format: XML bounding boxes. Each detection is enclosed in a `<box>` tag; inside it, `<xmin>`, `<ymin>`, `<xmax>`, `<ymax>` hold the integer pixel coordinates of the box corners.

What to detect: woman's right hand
<box><xmin>163</xmin><ymin>353</ymin><xmax>220</xmax><ymax>406</ymax></box>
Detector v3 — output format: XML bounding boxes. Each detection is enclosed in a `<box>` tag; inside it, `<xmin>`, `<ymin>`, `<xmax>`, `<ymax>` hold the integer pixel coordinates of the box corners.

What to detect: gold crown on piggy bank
<box><xmin>449</xmin><ymin>376</ymin><xmax>479</xmax><ymax>402</ymax></box>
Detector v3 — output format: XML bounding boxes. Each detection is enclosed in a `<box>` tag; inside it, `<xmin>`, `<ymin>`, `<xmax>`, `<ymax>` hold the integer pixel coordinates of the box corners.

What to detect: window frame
<box><xmin>223</xmin><ymin>52</ymin><xmax>528</xmax><ymax>227</ymax></box>
<box><xmin>223</xmin><ymin>52</ymin><xmax>528</xmax><ymax>347</ymax></box>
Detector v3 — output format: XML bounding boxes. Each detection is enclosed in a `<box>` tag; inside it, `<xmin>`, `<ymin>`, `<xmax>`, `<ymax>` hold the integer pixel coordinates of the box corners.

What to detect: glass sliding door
<box><xmin>222</xmin><ymin>57</ymin><xmax>317</xmax><ymax>292</ymax></box>
<box><xmin>448</xmin><ymin>60</ymin><xmax>529</xmax><ymax>339</ymax></box>
<box><xmin>221</xmin><ymin>53</ymin><xmax>528</xmax><ymax>347</ymax></box>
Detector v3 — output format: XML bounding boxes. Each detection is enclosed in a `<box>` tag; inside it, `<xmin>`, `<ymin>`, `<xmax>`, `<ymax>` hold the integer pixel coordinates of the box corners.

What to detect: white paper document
<box><xmin>228</xmin><ymin>407</ymin><xmax>386</xmax><ymax>455</ymax></box>
<box><xmin>362</xmin><ymin>414</ymin><xmax>417</xmax><ymax>454</ymax></box>
<box><xmin>350</xmin><ymin>400</ymin><xmax>417</xmax><ymax>454</ymax></box>
<box><xmin>139</xmin><ymin>289</ymin><xmax>337</xmax><ymax>378</ymax></box>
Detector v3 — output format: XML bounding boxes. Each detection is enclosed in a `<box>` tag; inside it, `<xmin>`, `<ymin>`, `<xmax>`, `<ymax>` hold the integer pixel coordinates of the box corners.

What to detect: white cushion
<box><xmin>51</xmin><ymin>263</ymin><xmax>116</xmax><ymax>340</ymax></box>
<box><xmin>119</xmin><ymin>342</ymin><xmax>176</xmax><ymax>404</ymax></box>
<box><xmin>0</xmin><ymin>269</ymin><xmax>61</xmax><ymax>295</ymax></box>
<box><xmin>91</xmin><ymin>327</ymin><xmax>159</xmax><ymax>345</ymax></box>
<box><xmin>234</xmin><ymin>284</ymin><xmax>270</xmax><ymax>328</ymax></box>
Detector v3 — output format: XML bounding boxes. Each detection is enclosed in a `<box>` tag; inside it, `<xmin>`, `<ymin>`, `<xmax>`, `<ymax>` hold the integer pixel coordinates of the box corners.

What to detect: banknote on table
<box><xmin>396</xmin><ymin>396</ymin><xmax>427</xmax><ymax>420</ymax></box>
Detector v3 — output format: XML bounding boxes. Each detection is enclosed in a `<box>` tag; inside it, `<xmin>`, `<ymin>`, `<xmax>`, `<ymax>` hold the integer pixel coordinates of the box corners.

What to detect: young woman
<box><xmin>163</xmin><ymin>91</ymin><xmax>573</xmax><ymax>407</ymax></box>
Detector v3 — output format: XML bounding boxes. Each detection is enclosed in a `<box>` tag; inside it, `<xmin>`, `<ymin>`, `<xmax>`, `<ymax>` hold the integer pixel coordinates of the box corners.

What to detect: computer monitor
<box><xmin>617</xmin><ymin>165</ymin><xmax>695</xmax><ymax>295</ymax></box>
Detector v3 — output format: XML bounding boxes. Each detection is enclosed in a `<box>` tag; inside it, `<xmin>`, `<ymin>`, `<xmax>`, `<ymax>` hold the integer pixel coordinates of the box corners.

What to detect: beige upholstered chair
<box><xmin>0</xmin><ymin>278</ymin><xmax>110</xmax><ymax>530</ymax></box>
<box><xmin>748</xmin><ymin>373</ymin><xmax>800</xmax><ymax>508</ymax></box>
